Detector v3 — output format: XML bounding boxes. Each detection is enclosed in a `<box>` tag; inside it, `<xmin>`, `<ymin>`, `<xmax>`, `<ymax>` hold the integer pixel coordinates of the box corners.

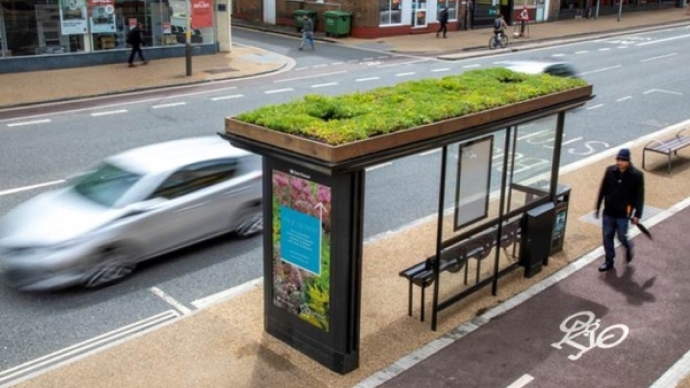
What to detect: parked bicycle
<box><xmin>489</xmin><ymin>31</ymin><xmax>508</xmax><ymax>49</ymax></box>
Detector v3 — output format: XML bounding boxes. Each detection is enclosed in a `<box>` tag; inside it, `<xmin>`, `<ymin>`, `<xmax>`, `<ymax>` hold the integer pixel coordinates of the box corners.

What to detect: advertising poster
<box><xmin>59</xmin><ymin>0</ymin><xmax>88</xmax><ymax>35</ymax></box>
<box><xmin>454</xmin><ymin>136</ymin><xmax>493</xmax><ymax>230</ymax></box>
<box><xmin>272</xmin><ymin>170</ymin><xmax>331</xmax><ymax>331</ymax></box>
<box><xmin>191</xmin><ymin>0</ymin><xmax>213</xmax><ymax>28</ymax></box>
<box><xmin>89</xmin><ymin>0</ymin><xmax>116</xmax><ymax>33</ymax></box>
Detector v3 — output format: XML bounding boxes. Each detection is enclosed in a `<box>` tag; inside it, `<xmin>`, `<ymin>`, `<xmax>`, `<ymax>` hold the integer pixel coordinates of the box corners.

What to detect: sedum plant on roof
<box><xmin>236</xmin><ymin>68</ymin><xmax>588</xmax><ymax>146</ymax></box>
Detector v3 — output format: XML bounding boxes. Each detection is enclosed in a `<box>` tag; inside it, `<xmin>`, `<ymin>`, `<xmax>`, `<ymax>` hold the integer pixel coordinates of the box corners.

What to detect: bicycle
<box><xmin>488</xmin><ymin>31</ymin><xmax>508</xmax><ymax>50</ymax></box>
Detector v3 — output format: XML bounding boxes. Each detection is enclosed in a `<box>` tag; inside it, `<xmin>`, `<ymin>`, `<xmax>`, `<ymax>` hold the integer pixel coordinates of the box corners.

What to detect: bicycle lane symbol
<box><xmin>551</xmin><ymin>311</ymin><xmax>629</xmax><ymax>361</ymax></box>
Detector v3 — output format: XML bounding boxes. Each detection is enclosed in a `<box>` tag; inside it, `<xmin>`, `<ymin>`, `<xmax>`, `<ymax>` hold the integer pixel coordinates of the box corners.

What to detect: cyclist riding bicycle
<box><xmin>493</xmin><ymin>13</ymin><xmax>508</xmax><ymax>41</ymax></box>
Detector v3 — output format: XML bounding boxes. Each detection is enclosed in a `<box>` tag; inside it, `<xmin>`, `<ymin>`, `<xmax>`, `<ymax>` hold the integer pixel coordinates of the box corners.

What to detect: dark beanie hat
<box><xmin>617</xmin><ymin>148</ymin><xmax>631</xmax><ymax>161</ymax></box>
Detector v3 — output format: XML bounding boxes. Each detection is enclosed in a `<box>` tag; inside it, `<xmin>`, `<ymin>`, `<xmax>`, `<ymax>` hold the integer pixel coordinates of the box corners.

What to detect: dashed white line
<box><xmin>265</xmin><ymin>88</ymin><xmax>294</xmax><ymax>94</ymax></box>
<box><xmin>640</xmin><ymin>52</ymin><xmax>677</xmax><ymax>63</ymax></box>
<box><xmin>617</xmin><ymin>95</ymin><xmax>632</xmax><ymax>102</ymax></box>
<box><xmin>617</xmin><ymin>46</ymin><xmax>628</xmax><ymax>49</ymax></box>
<box><xmin>506</xmin><ymin>374</ymin><xmax>535</xmax><ymax>388</ymax></box>
<box><xmin>365</xmin><ymin>162</ymin><xmax>392</xmax><ymax>172</ymax></box>
<box><xmin>150</xmin><ymin>287</ymin><xmax>192</xmax><ymax>315</ymax></box>
<box><xmin>431</xmin><ymin>68</ymin><xmax>451</xmax><ymax>72</ymax></box>
<box><xmin>311</xmin><ymin>82</ymin><xmax>338</xmax><ymax>88</ymax></box>
<box><xmin>463</xmin><ymin>64</ymin><xmax>481</xmax><ymax>68</ymax></box>
<box><xmin>294</xmin><ymin>67</ymin><xmax>308</xmax><ymax>71</ymax></box>
<box><xmin>395</xmin><ymin>72</ymin><xmax>415</xmax><ymax>77</ymax></box>
<box><xmin>0</xmin><ymin>180</ymin><xmax>65</xmax><ymax>197</ymax></box>
<box><xmin>577</xmin><ymin>64</ymin><xmax>621</xmax><ymax>76</ymax></box>
<box><xmin>377</xmin><ymin>55</ymin><xmax>389</xmax><ymax>59</ymax></box>
<box><xmin>7</xmin><ymin>119</ymin><xmax>51</xmax><ymax>127</ymax></box>
<box><xmin>356</xmin><ymin>77</ymin><xmax>380</xmax><ymax>82</ymax></box>
<box><xmin>330</xmin><ymin>62</ymin><xmax>344</xmax><ymax>65</ymax></box>
<box><xmin>274</xmin><ymin>70</ymin><xmax>347</xmax><ymax>83</ymax></box>
<box><xmin>151</xmin><ymin>102</ymin><xmax>186</xmax><ymax>109</ymax></box>
<box><xmin>312</xmin><ymin>64</ymin><xmax>327</xmax><ymax>68</ymax></box>
<box><xmin>517</xmin><ymin>130</ymin><xmax>546</xmax><ymax>141</ymax></box>
<box><xmin>420</xmin><ymin>149</ymin><xmax>441</xmax><ymax>156</ymax></box>
<box><xmin>347</xmin><ymin>59</ymin><xmax>359</xmax><ymax>63</ymax></box>
<box><xmin>90</xmin><ymin>109</ymin><xmax>128</xmax><ymax>117</ymax></box>
<box><xmin>598</xmin><ymin>47</ymin><xmax>611</xmax><ymax>51</ymax></box>
<box><xmin>211</xmin><ymin>94</ymin><xmax>245</xmax><ymax>101</ymax></box>
<box><xmin>551</xmin><ymin>53</ymin><xmax>565</xmax><ymax>57</ymax></box>
<box><xmin>586</xmin><ymin>104</ymin><xmax>604</xmax><ymax>110</ymax></box>
<box><xmin>574</xmin><ymin>50</ymin><xmax>588</xmax><ymax>54</ymax></box>
<box><xmin>637</xmin><ymin>33</ymin><xmax>690</xmax><ymax>46</ymax></box>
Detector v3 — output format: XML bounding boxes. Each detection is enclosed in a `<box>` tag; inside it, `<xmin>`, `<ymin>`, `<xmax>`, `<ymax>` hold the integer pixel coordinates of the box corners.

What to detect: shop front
<box><xmin>0</xmin><ymin>0</ymin><xmax>220</xmax><ymax>72</ymax></box>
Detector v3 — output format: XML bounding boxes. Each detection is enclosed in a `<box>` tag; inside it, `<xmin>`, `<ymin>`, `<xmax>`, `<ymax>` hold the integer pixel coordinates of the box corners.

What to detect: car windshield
<box><xmin>72</xmin><ymin>162</ymin><xmax>142</xmax><ymax>207</ymax></box>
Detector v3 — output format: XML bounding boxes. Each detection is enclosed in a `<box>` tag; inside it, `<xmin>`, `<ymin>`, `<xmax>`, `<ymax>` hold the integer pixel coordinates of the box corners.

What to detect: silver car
<box><xmin>0</xmin><ymin>136</ymin><xmax>263</xmax><ymax>291</ymax></box>
<box><xmin>503</xmin><ymin>61</ymin><xmax>579</xmax><ymax>78</ymax></box>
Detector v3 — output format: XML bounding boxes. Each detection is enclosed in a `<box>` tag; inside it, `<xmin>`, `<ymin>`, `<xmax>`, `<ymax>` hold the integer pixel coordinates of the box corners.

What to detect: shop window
<box><xmin>380</xmin><ymin>0</ymin><xmax>403</xmax><ymax>25</ymax></box>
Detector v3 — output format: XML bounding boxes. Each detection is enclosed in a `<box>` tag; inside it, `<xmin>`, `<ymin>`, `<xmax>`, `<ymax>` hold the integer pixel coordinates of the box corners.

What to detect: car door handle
<box><xmin>175</xmin><ymin>201</ymin><xmax>210</xmax><ymax>212</ymax></box>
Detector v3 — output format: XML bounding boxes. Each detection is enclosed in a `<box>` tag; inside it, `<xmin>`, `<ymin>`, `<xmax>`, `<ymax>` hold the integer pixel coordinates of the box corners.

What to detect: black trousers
<box><xmin>128</xmin><ymin>45</ymin><xmax>145</xmax><ymax>64</ymax></box>
<box><xmin>437</xmin><ymin>22</ymin><xmax>447</xmax><ymax>37</ymax></box>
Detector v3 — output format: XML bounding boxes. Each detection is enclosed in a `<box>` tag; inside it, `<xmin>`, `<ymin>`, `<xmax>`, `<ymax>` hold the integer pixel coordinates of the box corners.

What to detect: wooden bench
<box><xmin>399</xmin><ymin>219</ymin><xmax>521</xmax><ymax>322</ymax></box>
<box><xmin>643</xmin><ymin>128</ymin><xmax>690</xmax><ymax>174</ymax></box>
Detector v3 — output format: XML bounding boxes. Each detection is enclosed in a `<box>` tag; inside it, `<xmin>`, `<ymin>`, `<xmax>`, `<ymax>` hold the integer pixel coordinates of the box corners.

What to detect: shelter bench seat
<box><xmin>399</xmin><ymin>219</ymin><xmax>521</xmax><ymax>322</ymax></box>
<box><xmin>643</xmin><ymin>128</ymin><xmax>690</xmax><ymax>175</ymax></box>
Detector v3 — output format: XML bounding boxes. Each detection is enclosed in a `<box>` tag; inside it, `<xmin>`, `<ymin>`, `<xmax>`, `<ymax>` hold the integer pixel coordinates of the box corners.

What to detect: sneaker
<box><xmin>626</xmin><ymin>248</ymin><xmax>634</xmax><ymax>263</ymax></box>
<box><xmin>598</xmin><ymin>262</ymin><xmax>614</xmax><ymax>272</ymax></box>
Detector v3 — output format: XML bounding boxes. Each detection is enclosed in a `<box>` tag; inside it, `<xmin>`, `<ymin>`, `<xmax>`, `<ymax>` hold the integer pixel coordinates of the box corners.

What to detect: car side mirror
<box><xmin>126</xmin><ymin>197</ymin><xmax>167</xmax><ymax>215</ymax></box>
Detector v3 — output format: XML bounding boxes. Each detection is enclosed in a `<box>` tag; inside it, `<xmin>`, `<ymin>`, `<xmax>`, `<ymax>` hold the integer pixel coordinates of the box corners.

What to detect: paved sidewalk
<box><xmin>1</xmin><ymin>8</ymin><xmax>688</xmax><ymax>109</ymax></box>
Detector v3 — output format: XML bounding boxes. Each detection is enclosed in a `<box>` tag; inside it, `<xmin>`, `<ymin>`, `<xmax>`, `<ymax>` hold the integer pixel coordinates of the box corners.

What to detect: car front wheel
<box><xmin>85</xmin><ymin>246</ymin><xmax>137</xmax><ymax>288</ymax></box>
<box><xmin>234</xmin><ymin>203</ymin><xmax>263</xmax><ymax>237</ymax></box>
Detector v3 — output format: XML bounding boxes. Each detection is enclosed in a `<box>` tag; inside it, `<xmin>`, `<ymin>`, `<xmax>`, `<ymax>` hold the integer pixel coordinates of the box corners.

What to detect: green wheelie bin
<box><xmin>323</xmin><ymin>10</ymin><xmax>352</xmax><ymax>38</ymax></box>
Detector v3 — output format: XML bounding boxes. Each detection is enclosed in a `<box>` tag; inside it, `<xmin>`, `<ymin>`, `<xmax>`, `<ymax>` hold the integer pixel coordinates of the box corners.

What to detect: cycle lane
<box><xmin>378</xmin><ymin>204</ymin><xmax>690</xmax><ymax>388</ymax></box>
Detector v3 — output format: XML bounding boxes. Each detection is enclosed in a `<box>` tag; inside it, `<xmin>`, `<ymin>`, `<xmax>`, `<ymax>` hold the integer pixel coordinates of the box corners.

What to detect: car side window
<box><xmin>150</xmin><ymin>159</ymin><xmax>237</xmax><ymax>200</ymax></box>
<box><xmin>546</xmin><ymin>64</ymin><xmax>575</xmax><ymax>78</ymax></box>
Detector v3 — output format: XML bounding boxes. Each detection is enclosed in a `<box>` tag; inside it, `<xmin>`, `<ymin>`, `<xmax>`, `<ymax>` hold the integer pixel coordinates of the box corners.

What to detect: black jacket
<box><xmin>439</xmin><ymin>9</ymin><xmax>449</xmax><ymax>23</ymax></box>
<box><xmin>596</xmin><ymin>164</ymin><xmax>644</xmax><ymax>218</ymax></box>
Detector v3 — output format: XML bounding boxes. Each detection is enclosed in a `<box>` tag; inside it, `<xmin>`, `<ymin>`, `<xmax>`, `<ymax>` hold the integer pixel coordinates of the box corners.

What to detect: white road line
<box><xmin>356</xmin><ymin>77</ymin><xmax>380</xmax><ymax>82</ymax></box>
<box><xmin>649</xmin><ymin>349</ymin><xmax>690</xmax><ymax>388</ymax></box>
<box><xmin>265</xmin><ymin>88</ymin><xmax>294</xmax><ymax>94</ymax></box>
<box><xmin>420</xmin><ymin>149</ymin><xmax>441</xmax><ymax>156</ymax></box>
<box><xmin>330</xmin><ymin>62</ymin><xmax>344</xmax><ymax>65</ymax></box>
<box><xmin>617</xmin><ymin>95</ymin><xmax>632</xmax><ymax>102</ymax></box>
<box><xmin>561</xmin><ymin>136</ymin><xmax>583</xmax><ymax>145</ymax></box>
<box><xmin>463</xmin><ymin>64</ymin><xmax>481</xmax><ymax>68</ymax></box>
<box><xmin>347</xmin><ymin>59</ymin><xmax>359</xmax><ymax>63</ymax></box>
<box><xmin>191</xmin><ymin>278</ymin><xmax>264</xmax><ymax>309</ymax></box>
<box><xmin>493</xmin><ymin>61</ymin><xmax>508</xmax><ymax>64</ymax></box>
<box><xmin>151</xmin><ymin>102</ymin><xmax>186</xmax><ymax>109</ymax></box>
<box><xmin>377</xmin><ymin>55</ymin><xmax>389</xmax><ymax>59</ymax></box>
<box><xmin>574</xmin><ymin>50</ymin><xmax>588</xmax><ymax>54</ymax></box>
<box><xmin>294</xmin><ymin>67</ymin><xmax>308</xmax><ymax>71</ymax></box>
<box><xmin>643</xmin><ymin>88</ymin><xmax>683</xmax><ymax>96</ymax></box>
<box><xmin>7</xmin><ymin>119</ymin><xmax>51</xmax><ymax>127</ymax></box>
<box><xmin>431</xmin><ymin>68</ymin><xmax>451</xmax><ymax>72</ymax></box>
<box><xmin>377</xmin><ymin>59</ymin><xmax>428</xmax><ymax>68</ymax></box>
<box><xmin>90</xmin><ymin>109</ymin><xmax>127</xmax><ymax>117</ymax></box>
<box><xmin>640</xmin><ymin>52</ymin><xmax>677</xmax><ymax>63</ymax></box>
<box><xmin>211</xmin><ymin>94</ymin><xmax>245</xmax><ymax>101</ymax></box>
<box><xmin>365</xmin><ymin>162</ymin><xmax>392</xmax><ymax>172</ymax></box>
<box><xmin>516</xmin><ymin>130</ymin><xmax>546</xmax><ymax>141</ymax></box>
<box><xmin>551</xmin><ymin>53</ymin><xmax>565</xmax><ymax>57</ymax></box>
<box><xmin>362</xmin><ymin>57</ymin><xmax>374</xmax><ymax>61</ymax></box>
<box><xmin>0</xmin><ymin>310</ymin><xmax>179</xmax><ymax>386</ymax></box>
<box><xmin>598</xmin><ymin>47</ymin><xmax>611</xmax><ymax>51</ymax></box>
<box><xmin>577</xmin><ymin>64</ymin><xmax>621</xmax><ymax>76</ymax></box>
<box><xmin>312</xmin><ymin>64</ymin><xmax>327</xmax><ymax>68</ymax></box>
<box><xmin>0</xmin><ymin>180</ymin><xmax>65</xmax><ymax>197</ymax></box>
<box><xmin>506</xmin><ymin>374</ymin><xmax>535</xmax><ymax>388</ymax></box>
<box><xmin>617</xmin><ymin>46</ymin><xmax>628</xmax><ymax>49</ymax></box>
<box><xmin>274</xmin><ymin>70</ymin><xmax>347</xmax><ymax>83</ymax></box>
<box><xmin>586</xmin><ymin>104</ymin><xmax>604</xmax><ymax>110</ymax></box>
<box><xmin>311</xmin><ymin>82</ymin><xmax>338</xmax><ymax>88</ymax></box>
<box><xmin>637</xmin><ymin>33</ymin><xmax>690</xmax><ymax>46</ymax></box>
<box><xmin>150</xmin><ymin>287</ymin><xmax>192</xmax><ymax>315</ymax></box>
<box><xmin>395</xmin><ymin>72</ymin><xmax>415</xmax><ymax>77</ymax></box>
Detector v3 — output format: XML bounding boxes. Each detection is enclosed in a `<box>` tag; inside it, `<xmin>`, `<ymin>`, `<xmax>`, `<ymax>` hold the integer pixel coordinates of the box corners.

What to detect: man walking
<box><xmin>298</xmin><ymin>15</ymin><xmax>315</xmax><ymax>51</ymax></box>
<box><xmin>127</xmin><ymin>22</ymin><xmax>148</xmax><ymax>67</ymax></box>
<box><xmin>437</xmin><ymin>6</ymin><xmax>449</xmax><ymax>38</ymax></box>
<box><xmin>595</xmin><ymin>148</ymin><xmax>645</xmax><ymax>272</ymax></box>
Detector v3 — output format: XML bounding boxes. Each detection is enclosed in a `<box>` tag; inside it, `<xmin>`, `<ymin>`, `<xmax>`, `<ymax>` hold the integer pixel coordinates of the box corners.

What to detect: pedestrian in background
<box><xmin>437</xmin><ymin>6</ymin><xmax>449</xmax><ymax>38</ymax></box>
<box><xmin>594</xmin><ymin>148</ymin><xmax>645</xmax><ymax>272</ymax></box>
<box><xmin>127</xmin><ymin>23</ymin><xmax>148</xmax><ymax>68</ymax></box>
<box><xmin>299</xmin><ymin>15</ymin><xmax>315</xmax><ymax>51</ymax></box>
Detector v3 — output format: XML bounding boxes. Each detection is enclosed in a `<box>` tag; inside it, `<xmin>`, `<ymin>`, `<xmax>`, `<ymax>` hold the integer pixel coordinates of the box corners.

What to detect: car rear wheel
<box><xmin>235</xmin><ymin>203</ymin><xmax>263</xmax><ymax>237</ymax></box>
<box><xmin>85</xmin><ymin>246</ymin><xmax>137</xmax><ymax>288</ymax></box>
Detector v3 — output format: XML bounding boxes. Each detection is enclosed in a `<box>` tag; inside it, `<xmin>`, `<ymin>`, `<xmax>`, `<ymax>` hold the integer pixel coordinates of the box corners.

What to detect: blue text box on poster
<box><xmin>280</xmin><ymin>206</ymin><xmax>321</xmax><ymax>276</ymax></box>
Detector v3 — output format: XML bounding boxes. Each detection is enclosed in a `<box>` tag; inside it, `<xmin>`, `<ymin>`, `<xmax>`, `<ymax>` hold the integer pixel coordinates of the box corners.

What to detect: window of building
<box><xmin>380</xmin><ymin>0</ymin><xmax>403</xmax><ymax>26</ymax></box>
<box><xmin>438</xmin><ymin>0</ymin><xmax>459</xmax><ymax>20</ymax></box>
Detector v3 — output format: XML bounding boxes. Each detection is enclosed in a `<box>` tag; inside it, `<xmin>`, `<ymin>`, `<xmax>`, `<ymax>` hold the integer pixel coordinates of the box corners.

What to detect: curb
<box><xmin>436</xmin><ymin>20</ymin><xmax>690</xmax><ymax>60</ymax></box>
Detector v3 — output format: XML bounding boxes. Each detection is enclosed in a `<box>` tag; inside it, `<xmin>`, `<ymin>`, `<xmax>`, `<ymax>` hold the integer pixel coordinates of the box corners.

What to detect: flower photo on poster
<box><xmin>272</xmin><ymin>170</ymin><xmax>331</xmax><ymax>331</ymax></box>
